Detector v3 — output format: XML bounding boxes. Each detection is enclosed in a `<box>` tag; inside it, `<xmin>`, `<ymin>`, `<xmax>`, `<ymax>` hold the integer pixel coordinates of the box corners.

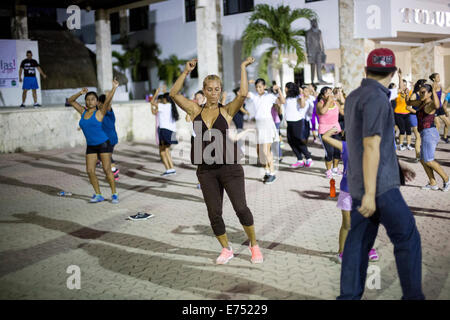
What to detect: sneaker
<box><xmin>262</xmin><ymin>173</ymin><xmax>270</xmax><ymax>182</ymax></box>
<box><xmin>369</xmin><ymin>248</ymin><xmax>379</xmax><ymax>262</ymax></box>
<box><xmin>421</xmin><ymin>184</ymin><xmax>439</xmax><ymax>191</ymax></box>
<box><xmin>399</xmin><ymin>145</ymin><xmax>406</xmax><ymax>151</ymax></box>
<box><xmin>161</xmin><ymin>169</ymin><xmax>176</xmax><ymax>176</ymax></box>
<box><xmin>290</xmin><ymin>160</ymin><xmax>305</xmax><ymax>168</ymax></box>
<box><xmin>332</xmin><ymin>168</ymin><xmax>343</xmax><ymax>176</ymax></box>
<box><xmin>249</xmin><ymin>244</ymin><xmax>264</xmax><ymax>264</ymax></box>
<box><xmin>305</xmin><ymin>159</ymin><xmax>314</xmax><ymax>167</ymax></box>
<box><xmin>89</xmin><ymin>194</ymin><xmax>105</xmax><ymax>203</ymax></box>
<box><xmin>113</xmin><ymin>168</ymin><xmax>120</xmax><ymax>181</ymax></box>
<box><xmin>265</xmin><ymin>174</ymin><xmax>276</xmax><ymax>185</ymax></box>
<box><xmin>337</xmin><ymin>252</ymin><xmax>343</xmax><ymax>263</ymax></box>
<box><xmin>406</xmin><ymin>145</ymin><xmax>414</xmax><ymax>151</ymax></box>
<box><xmin>111</xmin><ymin>193</ymin><xmax>119</xmax><ymax>204</ymax></box>
<box><xmin>326</xmin><ymin>169</ymin><xmax>333</xmax><ymax>179</ymax></box>
<box><xmin>96</xmin><ymin>160</ymin><xmax>102</xmax><ymax>168</ymax></box>
<box><xmin>216</xmin><ymin>247</ymin><xmax>234</xmax><ymax>265</ymax></box>
<box><xmin>443</xmin><ymin>137</ymin><xmax>449</xmax><ymax>144</ymax></box>
<box><xmin>128</xmin><ymin>212</ymin><xmax>154</xmax><ymax>220</ymax></box>
<box><xmin>33</xmin><ymin>103</ymin><xmax>41</xmax><ymax>108</ymax></box>
<box><xmin>442</xmin><ymin>181</ymin><xmax>450</xmax><ymax>192</ymax></box>
<box><xmin>20</xmin><ymin>104</ymin><xmax>25</xmax><ymax>108</ymax></box>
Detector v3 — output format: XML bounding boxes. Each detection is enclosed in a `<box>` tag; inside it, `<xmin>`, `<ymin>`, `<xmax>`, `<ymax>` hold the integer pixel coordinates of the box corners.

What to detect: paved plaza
<box><xmin>0</xmin><ymin>129</ymin><xmax>449</xmax><ymax>300</ymax></box>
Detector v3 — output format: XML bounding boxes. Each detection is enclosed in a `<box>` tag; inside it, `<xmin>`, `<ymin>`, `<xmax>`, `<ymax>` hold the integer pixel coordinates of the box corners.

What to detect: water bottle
<box><xmin>58</xmin><ymin>191</ymin><xmax>72</xmax><ymax>196</ymax></box>
<box><xmin>329</xmin><ymin>179</ymin><xmax>336</xmax><ymax>198</ymax></box>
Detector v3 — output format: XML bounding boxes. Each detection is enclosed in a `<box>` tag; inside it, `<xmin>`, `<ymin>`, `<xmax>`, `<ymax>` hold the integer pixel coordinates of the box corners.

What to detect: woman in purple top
<box><xmin>322</xmin><ymin>127</ymin><xmax>379</xmax><ymax>263</ymax></box>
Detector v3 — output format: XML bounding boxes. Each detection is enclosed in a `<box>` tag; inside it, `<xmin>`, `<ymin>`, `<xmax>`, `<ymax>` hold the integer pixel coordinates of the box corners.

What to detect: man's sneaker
<box><xmin>444</xmin><ymin>137</ymin><xmax>449</xmax><ymax>144</ymax></box>
<box><xmin>337</xmin><ymin>252</ymin><xmax>343</xmax><ymax>263</ymax></box>
<box><xmin>305</xmin><ymin>159</ymin><xmax>314</xmax><ymax>167</ymax></box>
<box><xmin>422</xmin><ymin>184</ymin><xmax>439</xmax><ymax>191</ymax></box>
<box><xmin>369</xmin><ymin>248</ymin><xmax>379</xmax><ymax>261</ymax></box>
<box><xmin>291</xmin><ymin>160</ymin><xmax>305</xmax><ymax>168</ymax></box>
<box><xmin>20</xmin><ymin>104</ymin><xmax>25</xmax><ymax>108</ymax></box>
<box><xmin>111</xmin><ymin>194</ymin><xmax>119</xmax><ymax>204</ymax></box>
<box><xmin>332</xmin><ymin>168</ymin><xmax>343</xmax><ymax>176</ymax></box>
<box><xmin>216</xmin><ymin>247</ymin><xmax>234</xmax><ymax>265</ymax></box>
<box><xmin>161</xmin><ymin>169</ymin><xmax>176</xmax><ymax>176</ymax></box>
<box><xmin>128</xmin><ymin>212</ymin><xmax>154</xmax><ymax>220</ymax></box>
<box><xmin>89</xmin><ymin>194</ymin><xmax>105</xmax><ymax>203</ymax></box>
<box><xmin>442</xmin><ymin>181</ymin><xmax>450</xmax><ymax>192</ymax></box>
<box><xmin>406</xmin><ymin>145</ymin><xmax>414</xmax><ymax>151</ymax></box>
<box><xmin>249</xmin><ymin>244</ymin><xmax>264</xmax><ymax>263</ymax></box>
<box><xmin>265</xmin><ymin>174</ymin><xmax>276</xmax><ymax>185</ymax></box>
<box><xmin>399</xmin><ymin>145</ymin><xmax>406</xmax><ymax>151</ymax></box>
<box><xmin>33</xmin><ymin>103</ymin><xmax>41</xmax><ymax>108</ymax></box>
<box><xmin>326</xmin><ymin>169</ymin><xmax>333</xmax><ymax>179</ymax></box>
<box><xmin>262</xmin><ymin>173</ymin><xmax>270</xmax><ymax>182</ymax></box>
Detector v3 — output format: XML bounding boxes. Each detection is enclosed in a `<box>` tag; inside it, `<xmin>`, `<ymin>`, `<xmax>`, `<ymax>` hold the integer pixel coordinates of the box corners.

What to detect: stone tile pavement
<box><xmin>0</xmin><ymin>129</ymin><xmax>449</xmax><ymax>300</ymax></box>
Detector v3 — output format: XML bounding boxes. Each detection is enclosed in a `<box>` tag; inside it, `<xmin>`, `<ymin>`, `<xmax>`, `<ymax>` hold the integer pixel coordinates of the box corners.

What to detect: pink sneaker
<box><xmin>369</xmin><ymin>248</ymin><xmax>379</xmax><ymax>261</ymax></box>
<box><xmin>305</xmin><ymin>159</ymin><xmax>313</xmax><ymax>167</ymax></box>
<box><xmin>216</xmin><ymin>247</ymin><xmax>234</xmax><ymax>264</ymax></box>
<box><xmin>332</xmin><ymin>168</ymin><xmax>343</xmax><ymax>176</ymax></box>
<box><xmin>291</xmin><ymin>160</ymin><xmax>305</xmax><ymax>168</ymax></box>
<box><xmin>326</xmin><ymin>169</ymin><xmax>333</xmax><ymax>179</ymax></box>
<box><xmin>249</xmin><ymin>244</ymin><xmax>264</xmax><ymax>263</ymax></box>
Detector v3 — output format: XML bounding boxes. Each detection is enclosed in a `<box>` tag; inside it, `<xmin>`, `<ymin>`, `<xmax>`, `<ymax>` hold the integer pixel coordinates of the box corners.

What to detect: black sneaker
<box><xmin>33</xmin><ymin>103</ymin><xmax>41</xmax><ymax>108</ymax></box>
<box><xmin>128</xmin><ymin>212</ymin><xmax>154</xmax><ymax>220</ymax></box>
<box><xmin>20</xmin><ymin>104</ymin><xmax>25</xmax><ymax>108</ymax></box>
<box><xmin>265</xmin><ymin>175</ymin><xmax>276</xmax><ymax>185</ymax></box>
<box><xmin>262</xmin><ymin>173</ymin><xmax>270</xmax><ymax>182</ymax></box>
<box><xmin>443</xmin><ymin>137</ymin><xmax>449</xmax><ymax>144</ymax></box>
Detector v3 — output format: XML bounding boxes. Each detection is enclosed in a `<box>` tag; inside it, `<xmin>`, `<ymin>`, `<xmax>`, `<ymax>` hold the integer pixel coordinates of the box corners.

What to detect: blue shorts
<box><xmin>409</xmin><ymin>113</ymin><xmax>418</xmax><ymax>127</ymax></box>
<box><xmin>158</xmin><ymin>128</ymin><xmax>178</xmax><ymax>146</ymax></box>
<box><xmin>22</xmin><ymin>77</ymin><xmax>39</xmax><ymax>90</ymax></box>
<box><xmin>420</xmin><ymin>127</ymin><xmax>440</xmax><ymax>162</ymax></box>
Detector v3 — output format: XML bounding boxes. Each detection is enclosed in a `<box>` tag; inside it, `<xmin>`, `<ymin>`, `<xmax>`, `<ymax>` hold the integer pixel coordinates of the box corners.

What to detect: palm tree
<box><xmin>242</xmin><ymin>4</ymin><xmax>317</xmax><ymax>86</ymax></box>
<box><xmin>157</xmin><ymin>55</ymin><xmax>187</xmax><ymax>87</ymax></box>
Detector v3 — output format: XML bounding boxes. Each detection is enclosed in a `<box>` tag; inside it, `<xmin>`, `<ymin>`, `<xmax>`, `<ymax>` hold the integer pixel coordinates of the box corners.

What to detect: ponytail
<box><xmin>163</xmin><ymin>93</ymin><xmax>179</xmax><ymax>121</ymax></box>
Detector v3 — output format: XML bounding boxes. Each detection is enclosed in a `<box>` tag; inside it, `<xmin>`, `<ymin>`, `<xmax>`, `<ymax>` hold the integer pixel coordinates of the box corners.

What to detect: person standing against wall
<box><xmin>19</xmin><ymin>50</ymin><xmax>47</xmax><ymax>108</ymax></box>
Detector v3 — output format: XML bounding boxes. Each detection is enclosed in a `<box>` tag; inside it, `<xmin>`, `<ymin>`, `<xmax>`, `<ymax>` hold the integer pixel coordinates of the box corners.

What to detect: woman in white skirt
<box><xmin>247</xmin><ymin>78</ymin><xmax>285</xmax><ymax>184</ymax></box>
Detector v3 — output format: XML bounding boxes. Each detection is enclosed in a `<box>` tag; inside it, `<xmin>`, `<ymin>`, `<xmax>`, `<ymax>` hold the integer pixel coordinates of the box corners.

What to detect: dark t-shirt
<box><xmin>344</xmin><ymin>78</ymin><xmax>400</xmax><ymax>200</ymax></box>
<box><xmin>20</xmin><ymin>59</ymin><xmax>40</xmax><ymax>77</ymax></box>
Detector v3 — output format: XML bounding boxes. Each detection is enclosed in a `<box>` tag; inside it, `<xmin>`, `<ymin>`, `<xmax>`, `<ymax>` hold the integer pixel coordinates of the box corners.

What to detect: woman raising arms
<box><xmin>169</xmin><ymin>57</ymin><xmax>264</xmax><ymax>265</ymax></box>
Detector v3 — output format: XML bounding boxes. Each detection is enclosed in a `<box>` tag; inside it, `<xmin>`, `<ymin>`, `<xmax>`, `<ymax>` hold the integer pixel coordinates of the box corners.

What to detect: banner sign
<box><xmin>0</xmin><ymin>40</ymin><xmax>19</xmax><ymax>88</ymax></box>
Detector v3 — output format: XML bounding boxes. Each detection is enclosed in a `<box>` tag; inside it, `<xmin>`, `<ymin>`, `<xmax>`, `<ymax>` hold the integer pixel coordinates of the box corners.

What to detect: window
<box><xmin>185</xmin><ymin>0</ymin><xmax>196</xmax><ymax>22</ymax></box>
<box><xmin>129</xmin><ymin>6</ymin><xmax>148</xmax><ymax>32</ymax></box>
<box><xmin>223</xmin><ymin>0</ymin><xmax>254</xmax><ymax>16</ymax></box>
<box><xmin>110</xmin><ymin>12</ymin><xmax>120</xmax><ymax>35</ymax></box>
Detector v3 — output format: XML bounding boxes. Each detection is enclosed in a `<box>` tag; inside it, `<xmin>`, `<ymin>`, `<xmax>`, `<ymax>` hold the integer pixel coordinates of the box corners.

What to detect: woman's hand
<box><xmin>241</xmin><ymin>57</ymin><xmax>255</xmax><ymax>68</ymax></box>
<box><xmin>112</xmin><ymin>78</ymin><xmax>119</xmax><ymax>88</ymax></box>
<box><xmin>80</xmin><ymin>88</ymin><xmax>88</xmax><ymax>95</ymax></box>
<box><xmin>185</xmin><ymin>59</ymin><xmax>197</xmax><ymax>73</ymax></box>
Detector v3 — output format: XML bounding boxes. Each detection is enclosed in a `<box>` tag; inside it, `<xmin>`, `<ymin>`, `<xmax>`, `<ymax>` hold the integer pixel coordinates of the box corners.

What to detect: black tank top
<box><xmin>190</xmin><ymin>104</ymin><xmax>240</xmax><ymax>167</ymax></box>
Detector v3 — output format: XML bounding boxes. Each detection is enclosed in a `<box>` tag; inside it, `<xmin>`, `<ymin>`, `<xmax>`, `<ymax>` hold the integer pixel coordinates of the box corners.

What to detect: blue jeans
<box><xmin>337</xmin><ymin>188</ymin><xmax>425</xmax><ymax>300</ymax></box>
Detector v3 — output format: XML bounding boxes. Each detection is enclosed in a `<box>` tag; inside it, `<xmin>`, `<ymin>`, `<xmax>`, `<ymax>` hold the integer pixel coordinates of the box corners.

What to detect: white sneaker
<box><xmin>422</xmin><ymin>184</ymin><xmax>439</xmax><ymax>191</ymax></box>
<box><xmin>443</xmin><ymin>181</ymin><xmax>450</xmax><ymax>192</ymax></box>
<box><xmin>406</xmin><ymin>145</ymin><xmax>414</xmax><ymax>151</ymax></box>
<box><xmin>399</xmin><ymin>145</ymin><xmax>406</xmax><ymax>151</ymax></box>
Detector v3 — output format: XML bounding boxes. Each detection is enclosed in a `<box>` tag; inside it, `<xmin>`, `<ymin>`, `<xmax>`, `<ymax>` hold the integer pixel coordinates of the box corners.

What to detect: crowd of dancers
<box><xmin>67</xmin><ymin>48</ymin><xmax>449</xmax><ymax>300</ymax></box>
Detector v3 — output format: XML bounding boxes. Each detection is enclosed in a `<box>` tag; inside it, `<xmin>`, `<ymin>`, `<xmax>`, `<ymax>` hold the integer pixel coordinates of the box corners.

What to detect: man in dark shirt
<box><xmin>338</xmin><ymin>48</ymin><xmax>424</xmax><ymax>300</ymax></box>
<box><xmin>19</xmin><ymin>50</ymin><xmax>47</xmax><ymax>108</ymax></box>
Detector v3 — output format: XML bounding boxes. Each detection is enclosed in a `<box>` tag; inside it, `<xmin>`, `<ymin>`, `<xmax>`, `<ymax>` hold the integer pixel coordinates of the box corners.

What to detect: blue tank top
<box><xmin>79</xmin><ymin>110</ymin><xmax>109</xmax><ymax>146</ymax></box>
<box><xmin>340</xmin><ymin>141</ymin><xmax>349</xmax><ymax>193</ymax></box>
<box><xmin>102</xmin><ymin>109</ymin><xmax>118</xmax><ymax>145</ymax></box>
<box><xmin>437</xmin><ymin>89</ymin><xmax>442</xmax><ymax>108</ymax></box>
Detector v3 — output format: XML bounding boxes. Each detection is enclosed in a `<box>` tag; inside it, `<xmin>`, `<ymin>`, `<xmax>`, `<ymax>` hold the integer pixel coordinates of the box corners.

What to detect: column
<box><xmin>339</xmin><ymin>0</ymin><xmax>375</xmax><ymax>93</ymax></box>
<box><xmin>411</xmin><ymin>41</ymin><xmax>438</xmax><ymax>83</ymax></box>
<box><xmin>119</xmin><ymin>9</ymin><xmax>129</xmax><ymax>44</ymax></box>
<box><xmin>95</xmin><ymin>9</ymin><xmax>113</xmax><ymax>94</ymax></box>
<box><xmin>196</xmin><ymin>0</ymin><xmax>221</xmax><ymax>86</ymax></box>
<box><xmin>12</xmin><ymin>4</ymin><xmax>28</xmax><ymax>39</ymax></box>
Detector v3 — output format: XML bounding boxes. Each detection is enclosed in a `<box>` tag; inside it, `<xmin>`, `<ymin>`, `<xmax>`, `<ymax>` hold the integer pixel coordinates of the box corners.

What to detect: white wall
<box><xmin>0</xmin><ymin>40</ymin><xmax>41</xmax><ymax>107</ymax></box>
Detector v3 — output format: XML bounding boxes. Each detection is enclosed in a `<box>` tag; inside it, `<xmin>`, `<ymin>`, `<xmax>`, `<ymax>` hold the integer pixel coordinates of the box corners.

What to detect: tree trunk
<box><xmin>278</xmin><ymin>52</ymin><xmax>283</xmax><ymax>88</ymax></box>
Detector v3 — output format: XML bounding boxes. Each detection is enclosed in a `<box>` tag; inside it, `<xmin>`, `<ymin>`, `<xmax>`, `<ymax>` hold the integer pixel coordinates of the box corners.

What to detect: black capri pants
<box><xmin>319</xmin><ymin>133</ymin><xmax>341</xmax><ymax>162</ymax></box>
<box><xmin>196</xmin><ymin>164</ymin><xmax>254</xmax><ymax>236</ymax></box>
<box><xmin>395</xmin><ymin>113</ymin><xmax>412</xmax><ymax>135</ymax></box>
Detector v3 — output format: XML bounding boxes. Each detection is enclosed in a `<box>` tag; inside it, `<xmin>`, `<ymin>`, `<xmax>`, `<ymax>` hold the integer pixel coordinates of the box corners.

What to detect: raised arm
<box><xmin>398</xmin><ymin>68</ymin><xmax>405</xmax><ymax>91</ymax></box>
<box><xmin>99</xmin><ymin>79</ymin><xmax>119</xmax><ymax>116</ymax></box>
<box><xmin>431</xmin><ymin>82</ymin><xmax>440</xmax><ymax>110</ymax></box>
<box><xmin>68</xmin><ymin>88</ymin><xmax>88</xmax><ymax>115</ymax></box>
<box><xmin>150</xmin><ymin>88</ymin><xmax>160</xmax><ymax>115</ymax></box>
<box><xmin>405</xmin><ymin>91</ymin><xmax>422</xmax><ymax>108</ymax></box>
<box><xmin>317</xmin><ymin>96</ymin><xmax>334</xmax><ymax>115</ymax></box>
<box><xmin>225</xmin><ymin>57</ymin><xmax>254</xmax><ymax>117</ymax></box>
<box><xmin>273</xmin><ymin>84</ymin><xmax>286</xmax><ymax>106</ymax></box>
<box><xmin>169</xmin><ymin>59</ymin><xmax>201</xmax><ymax>119</ymax></box>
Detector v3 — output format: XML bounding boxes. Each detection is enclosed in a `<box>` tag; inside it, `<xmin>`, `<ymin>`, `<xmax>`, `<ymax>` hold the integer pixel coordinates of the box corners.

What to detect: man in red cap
<box><xmin>338</xmin><ymin>48</ymin><xmax>425</xmax><ymax>300</ymax></box>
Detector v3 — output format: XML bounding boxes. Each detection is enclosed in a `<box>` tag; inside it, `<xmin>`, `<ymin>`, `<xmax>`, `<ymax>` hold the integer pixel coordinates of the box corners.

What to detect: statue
<box><xmin>305</xmin><ymin>19</ymin><xmax>327</xmax><ymax>84</ymax></box>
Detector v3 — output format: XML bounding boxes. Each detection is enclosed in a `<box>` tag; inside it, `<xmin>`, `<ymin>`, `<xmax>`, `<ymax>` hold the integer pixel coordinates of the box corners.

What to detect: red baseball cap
<box><xmin>366</xmin><ymin>48</ymin><xmax>397</xmax><ymax>72</ymax></box>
